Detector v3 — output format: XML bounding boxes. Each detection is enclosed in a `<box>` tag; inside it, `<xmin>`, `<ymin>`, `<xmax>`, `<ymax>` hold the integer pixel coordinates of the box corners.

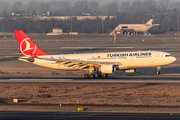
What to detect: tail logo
<box><xmin>20</xmin><ymin>38</ymin><xmax>37</xmax><ymax>56</ymax></box>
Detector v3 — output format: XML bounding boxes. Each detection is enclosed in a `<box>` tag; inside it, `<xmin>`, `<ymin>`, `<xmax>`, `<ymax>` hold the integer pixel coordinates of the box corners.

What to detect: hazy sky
<box><xmin>4</xmin><ymin>0</ymin><xmax>180</xmax><ymax>4</ymax></box>
<box><xmin>1</xmin><ymin>0</ymin><xmax>114</xmax><ymax>4</ymax></box>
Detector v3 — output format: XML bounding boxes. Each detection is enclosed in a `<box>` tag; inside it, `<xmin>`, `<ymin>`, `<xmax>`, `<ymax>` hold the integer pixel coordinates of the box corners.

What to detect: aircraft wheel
<box><xmin>156</xmin><ymin>71</ymin><xmax>160</xmax><ymax>75</ymax></box>
<box><xmin>102</xmin><ymin>74</ymin><xmax>108</xmax><ymax>78</ymax></box>
<box><xmin>97</xmin><ymin>74</ymin><xmax>102</xmax><ymax>78</ymax></box>
<box><xmin>90</xmin><ymin>74</ymin><xmax>95</xmax><ymax>78</ymax></box>
<box><xmin>84</xmin><ymin>74</ymin><xmax>89</xmax><ymax>78</ymax></box>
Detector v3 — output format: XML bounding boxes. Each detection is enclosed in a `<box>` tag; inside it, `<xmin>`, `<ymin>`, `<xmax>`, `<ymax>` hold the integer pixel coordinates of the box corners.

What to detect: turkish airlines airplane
<box><xmin>14</xmin><ymin>30</ymin><xmax>176</xmax><ymax>78</ymax></box>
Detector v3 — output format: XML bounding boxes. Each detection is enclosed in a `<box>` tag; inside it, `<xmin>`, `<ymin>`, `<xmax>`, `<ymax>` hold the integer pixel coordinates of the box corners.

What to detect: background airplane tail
<box><xmin>14</xmin><ymin>30</ymin><xmax>49</xmax><ymax>57</ymax></box>
<box><xmin>146</xmin><ymin>19</ymin><xmax>153</xmax><ymax>26</ymax></box>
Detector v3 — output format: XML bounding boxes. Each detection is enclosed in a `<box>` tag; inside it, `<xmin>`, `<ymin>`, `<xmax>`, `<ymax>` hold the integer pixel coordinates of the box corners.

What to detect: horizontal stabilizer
<box><xmin>153</xmin><ymin>24</ymin><xmax>160</xmax><ymax>26</ymax></box>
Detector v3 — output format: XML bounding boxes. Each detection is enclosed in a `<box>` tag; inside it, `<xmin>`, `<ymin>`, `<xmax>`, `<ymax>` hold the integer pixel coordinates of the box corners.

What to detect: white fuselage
<box><xmin>19</xmin><ymin>51</ymin><xmax>176</xmax><ymax>71</ymax></box>
<box><xmin>119</xmin><ymin>24</ymin><xmax>153</xmax><ymax>32</ymax></box>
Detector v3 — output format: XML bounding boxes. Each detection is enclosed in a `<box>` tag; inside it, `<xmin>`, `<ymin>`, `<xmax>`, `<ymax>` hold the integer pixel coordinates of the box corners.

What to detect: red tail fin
<box><xmin>14</xmin><ymin>30</ymin><xmax>49</xmax><ymax>56</ymax></box>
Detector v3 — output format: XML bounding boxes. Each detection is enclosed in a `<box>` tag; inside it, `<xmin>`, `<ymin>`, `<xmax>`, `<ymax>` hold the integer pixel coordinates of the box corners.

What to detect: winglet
<box><xmin>14</xmin><ymin>30</ymin><xmax>49</xmax><ymax>56</ymax></box>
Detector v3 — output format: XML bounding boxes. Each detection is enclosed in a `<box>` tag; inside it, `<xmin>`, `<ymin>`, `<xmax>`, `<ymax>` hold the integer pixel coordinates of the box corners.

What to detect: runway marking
<box><xmin>0</xmin><ymin>78</ymin><xmax>180</xmax><ymax>83</ymax></box>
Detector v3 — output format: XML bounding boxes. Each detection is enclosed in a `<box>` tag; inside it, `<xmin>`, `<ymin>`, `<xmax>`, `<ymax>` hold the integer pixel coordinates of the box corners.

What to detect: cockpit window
<box><xmin>165</xmin><ymin>55</ymin><xmax>172</xmax><ymax>57</ymax></box>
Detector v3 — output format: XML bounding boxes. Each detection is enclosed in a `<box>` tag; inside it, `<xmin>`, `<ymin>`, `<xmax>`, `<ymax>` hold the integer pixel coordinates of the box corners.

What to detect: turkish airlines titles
<box><xmin>107</xmin><ymin>52</ymin><xmax>152</xmax><ymax>57</ymax></box>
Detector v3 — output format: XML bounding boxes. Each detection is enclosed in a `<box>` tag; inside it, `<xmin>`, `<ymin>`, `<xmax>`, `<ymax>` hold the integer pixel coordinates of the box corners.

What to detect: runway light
<box><xmin>77</xmin><ymin>100</ymin><xmax>80</xmax><ymax>104</ymax></box>
<box><xmin>60</xmin><ymin>102</ymin><xmax>61</xmax><ymax>107</ymax></box>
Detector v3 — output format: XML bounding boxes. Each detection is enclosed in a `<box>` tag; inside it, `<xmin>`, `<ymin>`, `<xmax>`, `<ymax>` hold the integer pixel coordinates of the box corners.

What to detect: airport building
<box><xmin>47</xmin><ymin>28</ymin><xmax>63</xmax><ymax>35</ymax></box>
<box><xmin>33</xmin><ymin>15</ymin><xmax>117</xmax><ymax>21</ymax></box>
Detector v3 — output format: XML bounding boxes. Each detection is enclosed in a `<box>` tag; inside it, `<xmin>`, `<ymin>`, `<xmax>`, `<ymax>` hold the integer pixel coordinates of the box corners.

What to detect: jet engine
<box><xmin>99</xmin><ymin>64</ymin><xmax>115</xmax><ymax>74</ymax></box>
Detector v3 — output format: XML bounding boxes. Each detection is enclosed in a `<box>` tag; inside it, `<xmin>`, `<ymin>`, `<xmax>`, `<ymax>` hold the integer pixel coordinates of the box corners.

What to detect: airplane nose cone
<box><xmin>172</xmin><ymin>57</ymin><xmax>176</xmax><ymax>63</ymax></box>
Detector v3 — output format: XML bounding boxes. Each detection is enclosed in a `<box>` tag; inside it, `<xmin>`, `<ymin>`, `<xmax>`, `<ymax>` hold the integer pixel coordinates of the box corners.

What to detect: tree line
<box><xmin>2</xmin><ymin>0</ymin><xmax>180</xmax><ymax>16</ymax></box>
<box><xmin>0</xmin><ymin>0</ymin><xmax>180</xmax><ymax>34</ymax></box>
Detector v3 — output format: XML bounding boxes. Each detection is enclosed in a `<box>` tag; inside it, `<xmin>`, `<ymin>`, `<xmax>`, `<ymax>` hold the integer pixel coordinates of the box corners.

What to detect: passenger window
<box><xmin>165</xmin><ymin>55</ymin><xmax>172</xmax><ymax>57</ymax></box>
<box><xmin>122</xmin><ymin>26</ymin><xmax>128</xmax><ymax>28</ymax></box>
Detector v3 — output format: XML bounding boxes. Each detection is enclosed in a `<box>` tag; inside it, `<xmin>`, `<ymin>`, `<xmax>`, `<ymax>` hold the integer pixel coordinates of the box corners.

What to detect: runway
<box><xmin>0</xmin><ymin>76</ymin><xmax>180</xmax><ymax>83</ymax></box>
<box><xmin>0</xmin><ymin>112</ymin><xmax>180</xmax><ymax>120</ymax></box>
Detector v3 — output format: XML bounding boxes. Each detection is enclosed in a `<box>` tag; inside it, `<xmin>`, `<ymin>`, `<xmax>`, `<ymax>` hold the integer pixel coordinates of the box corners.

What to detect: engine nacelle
<box><xmin>100</xmin><ymin>64</ymin><xmax>115</xmax><ymax>74</ymax></box>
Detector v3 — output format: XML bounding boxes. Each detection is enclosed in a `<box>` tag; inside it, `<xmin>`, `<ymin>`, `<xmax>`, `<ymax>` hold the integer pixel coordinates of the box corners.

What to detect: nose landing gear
<box><xmin>156</xmin><ymin>67</ymin><xmax>161</xmax><ymax>75</ymax></box>
<box><xmin>156</xmin><ymin>71</ymin><xmax>160</xmax><ymax>75</ymax></box>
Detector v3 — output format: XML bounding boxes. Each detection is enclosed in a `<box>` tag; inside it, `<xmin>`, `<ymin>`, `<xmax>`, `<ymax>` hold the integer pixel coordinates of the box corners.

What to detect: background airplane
<box><xmin>110</xmin><ymin>19</ymin><xmax>160</xmax><ymax>35</ymax></box>
<box><xmin>14</xmin><ymin>30</ymin><xmax>176</xmax><ymax>78</ymax></box>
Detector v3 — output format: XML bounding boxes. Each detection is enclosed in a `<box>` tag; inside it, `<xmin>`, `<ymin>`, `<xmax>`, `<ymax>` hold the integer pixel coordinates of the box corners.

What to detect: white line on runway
<box><xmin>0</xmin><ymin>79</ymin><xmax>180</xmax><ymax>83</ymax></box>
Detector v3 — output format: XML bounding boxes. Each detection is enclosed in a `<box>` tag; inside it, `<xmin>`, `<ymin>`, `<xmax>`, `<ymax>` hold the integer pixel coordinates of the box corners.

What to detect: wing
<box><xmin>37</xmin><ymin>57</ymin><xmax>122</xmax><ymax>70</ymax></box>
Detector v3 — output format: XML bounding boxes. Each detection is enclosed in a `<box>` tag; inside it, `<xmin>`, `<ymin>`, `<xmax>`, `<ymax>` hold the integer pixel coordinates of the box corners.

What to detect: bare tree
<box><xmin>24</xmin><ymin>1</ymin><xmax>37</xmax><ymax>15</ymax></box>
<box><xmin>120</xmin><ymin>1</ymin><xmax>131</xmax><ymax>13</ymax></box>
<box><xmin>39</xmin><ymin>2</ymin><xmax>49</xmax><ymax>14</ymax></box>
<box><xmin>49</xmin><ymin>1</ymin><xmax>72</xmax><ymax>15</ymax></box>
<box><xmin>73</xmin><ymin>1</ymin><xmax>90</xmax><ymax>15</ymax></box>
<box><xmin>11</xmin><ymin>1</ymin><xmax>23</xmax><ymax>14</ymax></box>
<box><xmin>89</xmin><ymin>1</ymin><xmax>100</xmax><ymax>15</ymax></box>
<box><xmin>158</xmin><ymin>0</ymin><xmax>170</xmax><ymax>13</ymax></box>
<box><xmin>169</xmin><ymin>0</ymin><xmax>180</xmax><ymax>11</ymax></box>
<box><xmin>141</xmin><ymin>0</ymin><xmax>158</xmax><ymax>14</ymax></box>
<box><xmin>101</xmin><ymin>1</ymin><xmax>120</xmax><ymax>15</ymax></box>
<box><xmin>81</xmin><ymin>24</ymin><xmax>89</xmax><ymax>33</ymax></box>
<box><xmin>130</xmin><ymin>0</ymin><xmax>142</xmax><ymax>13</ymax></box>
<box><xmin>25</xmin><ymin>1</ymin><xmax>50</xmax><ymax>15</ymax></box>
<box><xmin>0</xmin><ymin>1</ymin><xmax>10</xmax><ymax>16</ymax></box>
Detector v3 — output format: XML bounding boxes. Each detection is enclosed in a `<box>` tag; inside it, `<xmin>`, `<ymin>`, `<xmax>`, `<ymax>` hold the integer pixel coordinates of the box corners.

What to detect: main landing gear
<box><xmin>84</xmin><ymin>74</ymin><xmax>95</xmax><ymax>78</ymax></box>
<box><xmin>156</xmin><ymin>67</ymin><xmax>161</xmax><ymax>75</ymax></box>
<box><xmin>84</xmin><ymin>74</ymin><xmax>108</xmax><ymax>78</ymax></box>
